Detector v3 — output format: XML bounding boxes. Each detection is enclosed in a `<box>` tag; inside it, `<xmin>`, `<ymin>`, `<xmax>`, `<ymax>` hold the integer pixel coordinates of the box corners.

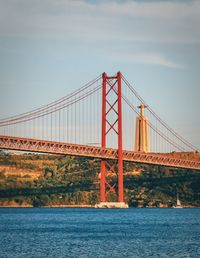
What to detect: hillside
<box><xmin>0</xmin><ymin>151</ymin><xmax>200</xmax><ymax>207</ymax></box>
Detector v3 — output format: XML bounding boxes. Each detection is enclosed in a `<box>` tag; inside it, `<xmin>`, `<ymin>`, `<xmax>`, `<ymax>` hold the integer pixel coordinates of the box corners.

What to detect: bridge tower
<box><xmin>95</xmin><ymin>72</ymin><xmax>128</xmax><ymax>208</ymax></box>
<box><xmin>135</xmin><ymin>104</ymin><xmax>150</xmax><ymax>152</ymax></box>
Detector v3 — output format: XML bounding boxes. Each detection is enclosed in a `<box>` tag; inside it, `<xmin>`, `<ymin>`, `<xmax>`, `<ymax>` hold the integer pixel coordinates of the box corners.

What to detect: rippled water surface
<box><xmin>0</xmin><ymin>208</ymin><xmax>200</xmax><ymax>258</ymax></box>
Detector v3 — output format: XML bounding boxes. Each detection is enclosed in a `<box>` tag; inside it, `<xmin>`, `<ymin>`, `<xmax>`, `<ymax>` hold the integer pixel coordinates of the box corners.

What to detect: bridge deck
<box><xmin>0</xmin><ymin>136</ymin><xmax>200</xmax><ymax>170</ymax></box>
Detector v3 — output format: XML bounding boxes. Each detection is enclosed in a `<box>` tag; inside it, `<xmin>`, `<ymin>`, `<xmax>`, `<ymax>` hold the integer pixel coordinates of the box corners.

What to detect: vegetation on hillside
<box><xmin>0</xmin><ymin>152</ymin><xmax>199</xmax><ymax>207</ymax></box>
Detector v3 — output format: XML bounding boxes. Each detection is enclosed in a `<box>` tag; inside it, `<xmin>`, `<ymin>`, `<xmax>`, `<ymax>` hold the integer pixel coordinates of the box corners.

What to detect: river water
<box><xmin>0</xmin><ymin>208</ymin><xmax>200</xmax><ymax>258</ymax></box>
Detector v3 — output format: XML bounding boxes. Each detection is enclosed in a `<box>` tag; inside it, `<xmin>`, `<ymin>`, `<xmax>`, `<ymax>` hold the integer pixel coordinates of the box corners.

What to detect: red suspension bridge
<box><xmin>0</xmin><ymin>72</ymin><xmax>200</xmax><ymax>206</ymax></box>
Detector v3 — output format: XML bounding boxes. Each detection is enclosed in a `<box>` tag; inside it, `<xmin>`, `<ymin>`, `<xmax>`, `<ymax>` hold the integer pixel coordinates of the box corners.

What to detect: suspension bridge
<box><xmin>0</xmin><ymin>72</ymin><xmax>200</xmax><ymax>207</ymax></box>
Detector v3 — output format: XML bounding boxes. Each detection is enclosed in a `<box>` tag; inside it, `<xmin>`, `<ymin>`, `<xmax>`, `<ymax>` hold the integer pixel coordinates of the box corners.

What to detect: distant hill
<box><xmin>0</xmin><ymin>152</ymin><xmax>199</xmax><ymax>207</ymax></box>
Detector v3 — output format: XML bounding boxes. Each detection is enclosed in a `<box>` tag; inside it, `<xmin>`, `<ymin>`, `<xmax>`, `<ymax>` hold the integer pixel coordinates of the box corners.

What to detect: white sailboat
<box><xmin>173</xmin><ymin>192</ymin><xmax>182</xmax><ymax>208</ymax></box>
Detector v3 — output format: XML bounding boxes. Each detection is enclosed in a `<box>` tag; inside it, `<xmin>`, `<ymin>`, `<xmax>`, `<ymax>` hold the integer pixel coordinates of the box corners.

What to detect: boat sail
<box><xmin>173</xmin><ymin>192</ymin><xmax>182</xmax><ymax>208</ymax></box>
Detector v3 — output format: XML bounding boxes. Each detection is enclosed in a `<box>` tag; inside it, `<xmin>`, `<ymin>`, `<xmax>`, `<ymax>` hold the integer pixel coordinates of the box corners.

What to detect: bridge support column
<box><xmin>97</xmin><ymin>72</ymin><xmax>128</xmax><ymax>208</ymax></box>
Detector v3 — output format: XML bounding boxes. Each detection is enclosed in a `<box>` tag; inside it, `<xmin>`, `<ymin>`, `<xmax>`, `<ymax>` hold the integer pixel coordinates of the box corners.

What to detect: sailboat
<box><xmin>173</xmin><ymin>192</ymin><xmax>182</xmax><ymax>208</ymax></box>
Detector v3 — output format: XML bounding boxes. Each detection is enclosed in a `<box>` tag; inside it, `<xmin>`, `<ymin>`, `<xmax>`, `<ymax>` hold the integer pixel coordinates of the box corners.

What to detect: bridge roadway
<box><xmin>0</xmin><ymin>135</ymin><xmax>200</xmax><ymax>170</ymax></box>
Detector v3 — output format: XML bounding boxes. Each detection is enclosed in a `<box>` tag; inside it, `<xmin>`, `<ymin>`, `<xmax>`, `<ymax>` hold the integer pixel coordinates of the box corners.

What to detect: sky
<box><xmin>0</xmin><ymin>0</ymin><xmax>200</xmax><ymax>148</ymax></box>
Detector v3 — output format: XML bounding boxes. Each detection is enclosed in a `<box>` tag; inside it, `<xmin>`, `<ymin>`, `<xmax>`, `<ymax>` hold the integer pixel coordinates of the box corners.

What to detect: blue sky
<box><xmin>0</xmin><ymin>0</ymin><xmax>200</xmax><ymax>147</ymax></box>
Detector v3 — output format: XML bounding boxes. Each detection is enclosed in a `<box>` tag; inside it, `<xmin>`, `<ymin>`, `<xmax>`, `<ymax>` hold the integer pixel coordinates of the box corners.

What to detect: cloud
<box><xmin>0</xmin><ymin>0</ymin><xmax>199</xmax><ymax>44</ymax></box>
<box><xmin>109</xmin><ymin>50</ymin><xmax>182</xmax><ymax>68</ymax></box>
<box><xmin>0</xmin><ymin>0</ymin><xmax>199</xmax><ymax>70</ymax></box>
<box><xmin>129</xmin><ymin>53</ymin><xmax>181</xmax><ymax>68</ymax></box>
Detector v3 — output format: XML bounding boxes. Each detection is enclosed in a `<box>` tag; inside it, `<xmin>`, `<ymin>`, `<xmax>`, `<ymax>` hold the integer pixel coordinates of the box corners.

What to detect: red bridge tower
<box><xmin>95</xmin><ymin>72</ymin><xmax>128</xmax><ymax>208</ymax></box>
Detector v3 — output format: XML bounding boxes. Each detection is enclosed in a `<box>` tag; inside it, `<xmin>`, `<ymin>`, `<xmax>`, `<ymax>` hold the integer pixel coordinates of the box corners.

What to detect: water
<box><xmin>0</xmin><ymin>208</ymin><xmax>200</xmax><ymax>258</ymax></box>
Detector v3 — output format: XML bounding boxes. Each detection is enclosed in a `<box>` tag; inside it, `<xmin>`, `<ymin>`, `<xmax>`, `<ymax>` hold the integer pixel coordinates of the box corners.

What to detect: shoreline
<box><xmin>0</xmin><ymin>205</ymin><xmax>199</xmax><ymax>208</ymax></box>
<box><xmin>0</xmin><ymin>204</ymin><xmax>94</xmax><ymax>208</ymax></box>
